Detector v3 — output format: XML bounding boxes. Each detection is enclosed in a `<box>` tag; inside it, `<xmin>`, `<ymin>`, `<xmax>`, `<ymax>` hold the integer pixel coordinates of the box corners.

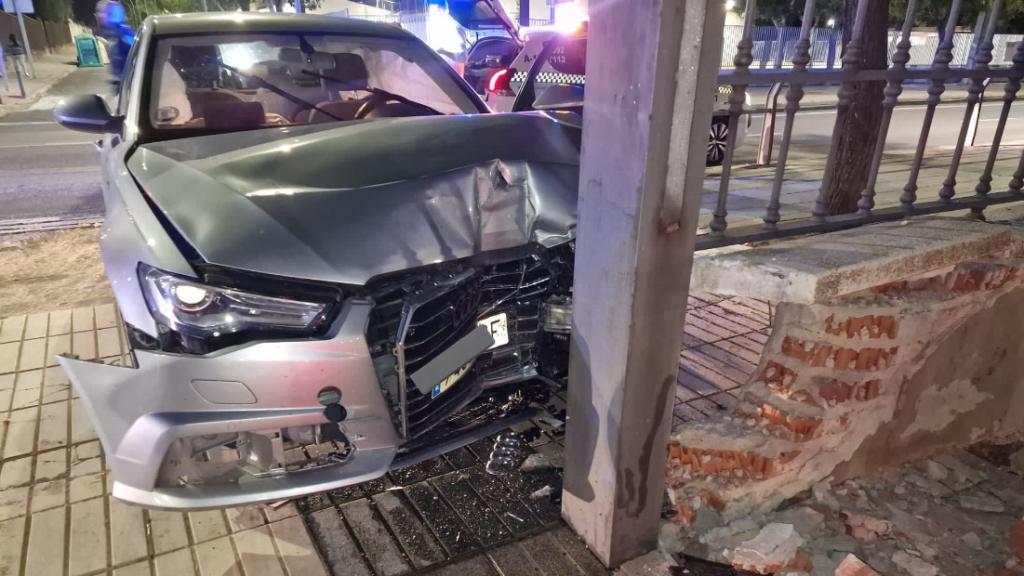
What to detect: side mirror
<box><xmin>54</xmin><ymin>95</ymin><xmax>122</xmax><ymax>134</ymax></box>
<box><xmin>532</xmin><ymin>84</ymin><xmax>584</xmax><ymax>111</ymax></box>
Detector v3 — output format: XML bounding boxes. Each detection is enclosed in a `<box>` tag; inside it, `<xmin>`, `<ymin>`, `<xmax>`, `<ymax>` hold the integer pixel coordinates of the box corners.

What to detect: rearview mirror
<box><xmin>533</xmin><ymin>84</ymin><xmax>584</xmax><ymax>111</ymax></box>
<box><xmin>54</xmin><ymin>94</ymin><xmax>122</xmax><ymax>134</ymax></box>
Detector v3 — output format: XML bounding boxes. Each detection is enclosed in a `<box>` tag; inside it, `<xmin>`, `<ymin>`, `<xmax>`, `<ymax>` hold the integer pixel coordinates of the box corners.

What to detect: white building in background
<box><xmin>311</xmin><ymin>0</ymin><xmax>392</xmax><ymax>15</ymax></box>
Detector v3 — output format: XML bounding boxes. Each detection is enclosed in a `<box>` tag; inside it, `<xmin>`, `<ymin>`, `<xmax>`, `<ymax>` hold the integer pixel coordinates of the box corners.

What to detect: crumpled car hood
<box><xmin>128</xmin><ymin>113</ymin><xmax>579</xmax><ymax>286</ymax></box>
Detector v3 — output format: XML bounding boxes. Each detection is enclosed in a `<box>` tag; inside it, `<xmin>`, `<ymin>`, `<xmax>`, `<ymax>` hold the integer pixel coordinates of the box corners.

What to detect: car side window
<box><xmin>117</xmin><ymin>38</ymin><xmax>141</xmax><ymax>117</ymax></box>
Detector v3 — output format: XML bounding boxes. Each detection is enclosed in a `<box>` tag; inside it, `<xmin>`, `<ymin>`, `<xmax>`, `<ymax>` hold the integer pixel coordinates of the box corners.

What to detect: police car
<box><xmin>468</xmin><ymin>22</ymin><xmax>750</xmax><ymax>166</ymax></box>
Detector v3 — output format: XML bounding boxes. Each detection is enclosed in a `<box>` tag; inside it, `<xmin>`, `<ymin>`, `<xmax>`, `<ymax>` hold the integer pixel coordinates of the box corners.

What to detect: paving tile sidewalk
<box><xmin>0</xmin><ymin>297</ymin><xmax>768</xmax><ymax>575</ymax></box>
<box><xmin>0</xmin><ymin>48</ymin><xmax>80</xmax><ymax>115</ymax></box>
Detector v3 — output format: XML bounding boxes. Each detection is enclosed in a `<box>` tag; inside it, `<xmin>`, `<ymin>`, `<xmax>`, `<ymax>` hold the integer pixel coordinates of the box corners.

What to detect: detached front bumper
<box><xmin>59</xmin><ymin>303</ymin><xmax>400</xmax><ymax>510</ymax></box>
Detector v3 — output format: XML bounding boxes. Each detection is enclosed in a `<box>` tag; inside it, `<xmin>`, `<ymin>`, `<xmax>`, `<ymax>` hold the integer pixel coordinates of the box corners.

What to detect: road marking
<box><xmin>789</xmin><ymin>102</ymin><xmax>979</xmax><ymax>117</ymax></box>
<box><xmin>0</xmin><ymin>166</ymin><xmax>99</xmax><ymax>176</ymax></box>
<box><xmin>29</xmin><ymin>95</ymin><xmax>65</xmax><ymax>110</ymax></box>
<box><xmin>0</xmin><ymin>215</ymin><xmax>103</xmax><ymax>236</ymax></box>
<box><xmin>0</xmin><ymin>121</ymin><xmax>56</xmax><ymax>126</ymax></box>
<box><xmin>0</xmin><ymin>141</ymin><xmax>94</xmax><ymax>149</ymax></box>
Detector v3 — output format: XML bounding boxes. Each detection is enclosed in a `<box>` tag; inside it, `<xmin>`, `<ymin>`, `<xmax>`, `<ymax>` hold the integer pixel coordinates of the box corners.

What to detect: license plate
<box><xmin>430</xmin><ymin>313</ymin><xmax>510</xmax><ymax>399</ymax></box>
<box><xmin>431</xmin><ymin>360</ymin><xmax>472</xmax><ymax>399</ymax></box>
<box><xmin>478</xmin><ymin>312</ymin><xmax>509</xmax><ymax>349</ymax></box>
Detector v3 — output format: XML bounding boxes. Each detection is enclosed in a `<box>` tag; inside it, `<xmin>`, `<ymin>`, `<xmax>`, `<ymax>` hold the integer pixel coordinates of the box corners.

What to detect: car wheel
<box><xmin>707</xmin><ymin>118</ymin><xmax>729</xmax><ymax>166</ymax></box>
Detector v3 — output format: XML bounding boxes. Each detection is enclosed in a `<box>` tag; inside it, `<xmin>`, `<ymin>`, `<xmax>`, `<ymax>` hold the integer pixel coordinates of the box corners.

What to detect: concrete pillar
<box><xmin>561</xmin><ymin>0</ymin><xmax>725</xmax><ymax>568</ymax></box>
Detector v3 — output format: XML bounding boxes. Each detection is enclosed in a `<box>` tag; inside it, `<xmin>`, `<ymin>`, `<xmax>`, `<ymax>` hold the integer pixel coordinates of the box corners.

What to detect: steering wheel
<box><xmin>354</xmin><ymin>92</ymin><xmax>395</xmax><ymax>120</ymax></box>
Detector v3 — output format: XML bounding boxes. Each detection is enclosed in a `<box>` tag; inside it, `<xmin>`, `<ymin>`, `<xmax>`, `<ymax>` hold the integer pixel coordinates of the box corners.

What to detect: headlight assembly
<box><xmin>139</xmin><ymin>263</ymin><xmax>333</xmax><ymax>353</ymax></box>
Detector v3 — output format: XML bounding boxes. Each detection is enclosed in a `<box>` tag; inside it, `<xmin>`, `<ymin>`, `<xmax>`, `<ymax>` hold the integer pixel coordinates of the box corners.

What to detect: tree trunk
<box><xmin>823</xmin><ymin>0</ymin><xmax>889</xmax><ymax>215</ymax></box>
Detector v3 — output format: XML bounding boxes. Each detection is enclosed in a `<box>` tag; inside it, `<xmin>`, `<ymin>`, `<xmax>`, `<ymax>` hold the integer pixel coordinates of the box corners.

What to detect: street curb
<box><xmin>747</xmin><ymin>95</ymin><xmax>971</xmax><ymax>113</ymax></box>
<box><xmin>0</xmin><ymin>61</ymin><xmax>79</xmax><ymax>118</ymax></box>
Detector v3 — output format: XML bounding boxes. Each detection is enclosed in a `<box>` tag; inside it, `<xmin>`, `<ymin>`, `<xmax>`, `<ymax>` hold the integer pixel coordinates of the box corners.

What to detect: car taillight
<box><xmin>488</xmin><ymin>68</ymin><xmax>513</xmax><ymax>95</ymax></box>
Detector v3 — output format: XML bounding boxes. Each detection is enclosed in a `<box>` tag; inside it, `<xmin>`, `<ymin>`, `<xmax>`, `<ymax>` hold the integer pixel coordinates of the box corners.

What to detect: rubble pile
<box><xmin>664</xmin><ymin>444</ymin><xmax>1024</xmax><ymax>576</ymax></box>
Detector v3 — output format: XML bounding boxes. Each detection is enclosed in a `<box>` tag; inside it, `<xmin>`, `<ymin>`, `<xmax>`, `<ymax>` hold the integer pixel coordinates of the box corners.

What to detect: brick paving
<box><xmin>0</xmin><ymin>296</ymin><xmax>770</xmax><ymax>575</ymax></box>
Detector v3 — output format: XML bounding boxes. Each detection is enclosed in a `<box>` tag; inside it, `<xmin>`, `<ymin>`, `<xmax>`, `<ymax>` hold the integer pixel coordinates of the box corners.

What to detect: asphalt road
<box><xmin>0</xmin><ymin>68</ymin><xmax>111</xmax><ymax>223</ymax></box>
<box><xmin>1</xmin><ymin>67</ymin><xmax>1021</xmax><ymax>223</ymax></box>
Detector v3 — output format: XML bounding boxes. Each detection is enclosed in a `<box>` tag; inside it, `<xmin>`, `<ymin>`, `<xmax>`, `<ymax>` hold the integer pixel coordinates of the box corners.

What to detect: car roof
<box><xmin>147</xmin><ymin>12</ymin><xmax>411</xmax><ymax>39</ymax></box>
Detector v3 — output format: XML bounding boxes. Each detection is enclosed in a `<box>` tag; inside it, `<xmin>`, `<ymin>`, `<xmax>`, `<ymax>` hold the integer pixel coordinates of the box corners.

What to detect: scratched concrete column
<box><xmin>561</xmin><ymin>0</ymin><xmax>725</xmax><ymax>567</ymax></box>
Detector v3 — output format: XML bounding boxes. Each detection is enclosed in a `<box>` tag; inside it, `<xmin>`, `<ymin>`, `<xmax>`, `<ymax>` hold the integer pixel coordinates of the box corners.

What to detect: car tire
<box><xmin>707</xmin><ymin>117</ymin><xmax>729</xmax><ymax>166</ymax></box>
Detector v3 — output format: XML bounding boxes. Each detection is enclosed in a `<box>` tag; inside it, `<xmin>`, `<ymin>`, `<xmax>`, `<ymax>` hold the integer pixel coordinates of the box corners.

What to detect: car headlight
<box><xmin>139</xmin><ymin>264</ymin><xmax>331</xmax><ymax>353</ymax></box>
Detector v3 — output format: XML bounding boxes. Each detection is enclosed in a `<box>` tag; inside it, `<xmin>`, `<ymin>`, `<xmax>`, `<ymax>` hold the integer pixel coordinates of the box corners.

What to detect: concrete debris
<box><xmin>528</xmin><ymin>485</ymin><xmax>553</xmax><ymax>500</ymax></box>
<box><xmin>924</xmin><ymin>460</ymin><xmax>948</xmax><ymax>482</ymax></box>
<box><xmin>657</xmin><ymin>521</ymin><xmax>688</xmax><ymax>556</ymax></box>
<box><xmin>959</xmin><ymin>492</ymin><xmax>1007</xmax><ymax>513</ymax></box>
<box><xmin>892</xmin><ymin>550</ymin><xmax>939</xmax><ymax>576</ymax></box>
<box><xmin>1010</xmin><ymin>449</ymin><xmax>1024</xmax><ymax>477</ymax></box>
<box><xmin>670</xmin><ymin>446</ymin><xmax>1024</xmax><ymax>576</ymax></box>
<box><xmin>904</xmin><ymin>472</ymin><xmax>952</xmax><ymax>497</ymax></box>
<box><xmin>813</xmin><ymin>480</ymin><xmax>841</xmax><ymax>511</ymax></box>
<box><xmin>834</xmin><ymin>553</ymin><xmax>882</xmax><ymax>576</ymax></box>
<box><xmin>699</xmin><ymin>517</ymin><xmax>760</xmax><ymax>549</ymax></box>
<box><xmin>961</xmin><ymin>531</ymin><xmax>982</xmax><ymax>549</ymax></box>
<box><xmin>777</xmin><ymin>506</ymin><xmax>825</xmax><ymax>537</ymax></box>
<box><xmin>518</xmin><ymin>451</ymin><xmax>564</xmax><ymax>472</ymax></box>
<box><xmin>931</xmin><ymin>452</ymin><xmax>986</xmax><ymax>491</ymax></box>
<box><xmin>725</xmin><ymin>522</ymin><xmax>804</xmax><ymax>574</ymax></box>
<box><xmin>841</xmin><ymin>511</ymin><xmax>893</xmax><ymax>542</ymax></box>
<box><xmin>612</xmin><ymin>550</ymin><xmax>678</xmax><ymax>576</ymax></box>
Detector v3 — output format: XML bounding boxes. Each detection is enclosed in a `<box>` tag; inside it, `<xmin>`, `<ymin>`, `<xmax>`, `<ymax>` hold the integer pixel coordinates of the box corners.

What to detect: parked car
<box><xmin>472</xmin><ymin>23</ymin><xmax>750</xmax><ymax>166</ymax></box>
<box><xmin>54</xmin><ymin>12</ymin><xmax>578</xmax><ymax>510</ymax></box>
<box><xmin>445</xmin><ymin>0</ymin><xmax>524</xmax><ymax>94</ymax></box>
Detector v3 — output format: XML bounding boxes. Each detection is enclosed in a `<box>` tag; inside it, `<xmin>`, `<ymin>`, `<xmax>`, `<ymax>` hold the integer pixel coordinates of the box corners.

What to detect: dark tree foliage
<box><xmin>32</xmin><ymin>0</ymin><xmax>72</xmax><ymax>21</ymax></box>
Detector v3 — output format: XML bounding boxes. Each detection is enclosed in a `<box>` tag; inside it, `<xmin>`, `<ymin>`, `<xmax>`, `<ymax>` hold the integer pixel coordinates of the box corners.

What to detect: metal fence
<box><xmin>702</xmin><ymin>0</ymin><xmax>1024</xmax><ymax>249</ymax></box>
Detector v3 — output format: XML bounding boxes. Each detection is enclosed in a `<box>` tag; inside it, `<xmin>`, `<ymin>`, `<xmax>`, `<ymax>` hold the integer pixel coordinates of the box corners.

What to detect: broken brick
<box><xmin>757</xmin><ymin>360</ymin><xmax>798</xmax><ymax>389</ymax></box>
<box><xmin>737</xmin><ymin>398</ymin><xmax>823</xmax><ymax>441</ymax></box>
<box><xmin>817</xmin><ymin>378</ymin><xmax>882</xmax><ymax>406</ymax></box>
<box><xmin>727</xmin><ymin>523</ymin><xmax>804</xmax><ymax>575</ymax></box>
<box><xmin>780</xmin><ymin>337</ymin><xmax>897</xmax><ymax>371</ymax></box>
<box><xmin>824</xmin><ymin>314</ymin><xmax>899</xmax><ymax>339</ymax></box>
<box><xmin>665</xmin><ymin>443</ymin><xmax>798</xmax><ymax>481</ymax></box>
<box><xmin>841</xmin><ymin>512</ymin><xmax>892</xmax><ymax>542</ymax></box>
<box><xmin>834</xmin><ymin>554</ymin><xmax>882</xmax><ymax>576</ymax></box>
<box><xmin>1012</xmin><ymin>519</ymin><xmax>1024</xmax><ymax>562</ymax></box>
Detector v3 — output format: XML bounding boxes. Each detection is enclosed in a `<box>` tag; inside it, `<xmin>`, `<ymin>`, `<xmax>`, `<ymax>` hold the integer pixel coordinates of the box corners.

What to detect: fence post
<box><xmin>967</xmin><ymin>77</ymin><xmax>992</xmax><ymax>147</ymax></box>
<box><xmin>756</xmin><ymin>82</ymin><xmax>783</xmax><ymax>166</ymax></box>
<box><xmin>773</xmin><ymin>26</ymin><xmax>786</xmax><ymax>68</ymax></box>
<box><xmin>827</xmin><ymin>27</ymin><xmax>835</xmax><ymax>69</ymax></box>
<box><xmin>967</xmin><ymin>11</ymin><xmax>987</xmax><ymax>69</ymax></box>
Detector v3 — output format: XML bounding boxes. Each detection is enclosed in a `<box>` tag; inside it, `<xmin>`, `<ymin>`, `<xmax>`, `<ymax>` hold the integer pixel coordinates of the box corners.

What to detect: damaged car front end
<box><xmin>55</xmin><ymin>13</ymin><xmax>577</xmax><ymax>509</ymax></box>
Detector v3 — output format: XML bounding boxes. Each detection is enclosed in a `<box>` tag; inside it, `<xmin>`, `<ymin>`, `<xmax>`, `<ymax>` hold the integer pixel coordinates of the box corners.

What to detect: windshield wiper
<box><xmin>297</xmin><ymin>69</ymin><xmax>444</xmax><ymax>116</ymax></box>
<box><xmin>213</xmin><ymin>60</ymin><xmax>344</xmax><ymax>122</ymax></box>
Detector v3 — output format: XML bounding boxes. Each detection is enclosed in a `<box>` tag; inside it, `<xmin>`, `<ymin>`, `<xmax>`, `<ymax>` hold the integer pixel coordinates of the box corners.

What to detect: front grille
<box><xmin>366</xmin><ymin>253</ymin><xmax>556</xmax><ymax>438</ymax></box>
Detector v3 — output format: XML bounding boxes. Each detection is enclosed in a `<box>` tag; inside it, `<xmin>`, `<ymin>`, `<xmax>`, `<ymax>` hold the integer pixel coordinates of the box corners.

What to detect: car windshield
<box><xmin>148</xmin><ymin>32</ymin><xmax>479</xmax><ymax>134</ymax></box>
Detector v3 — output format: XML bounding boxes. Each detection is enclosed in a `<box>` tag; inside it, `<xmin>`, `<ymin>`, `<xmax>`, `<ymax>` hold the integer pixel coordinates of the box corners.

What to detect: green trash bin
<box><xmin>75</xmin><ymin>35</ymin><xmax>104</xmax><ymax>68</ymax></box>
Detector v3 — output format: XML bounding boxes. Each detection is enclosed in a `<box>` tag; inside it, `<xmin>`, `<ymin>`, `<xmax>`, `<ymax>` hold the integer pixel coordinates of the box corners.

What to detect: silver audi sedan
<box><xmin>55</xmin><ymin>13</ymin><xmax>577</xmax><ymax>510</ymax></box>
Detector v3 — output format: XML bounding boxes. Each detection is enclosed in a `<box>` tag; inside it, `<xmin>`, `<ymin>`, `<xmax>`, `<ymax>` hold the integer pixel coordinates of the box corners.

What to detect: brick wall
<box><xmin>667</xmin><ymin>258</ymin><xmax>1024</xmax><ymax>525</ymax></box>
